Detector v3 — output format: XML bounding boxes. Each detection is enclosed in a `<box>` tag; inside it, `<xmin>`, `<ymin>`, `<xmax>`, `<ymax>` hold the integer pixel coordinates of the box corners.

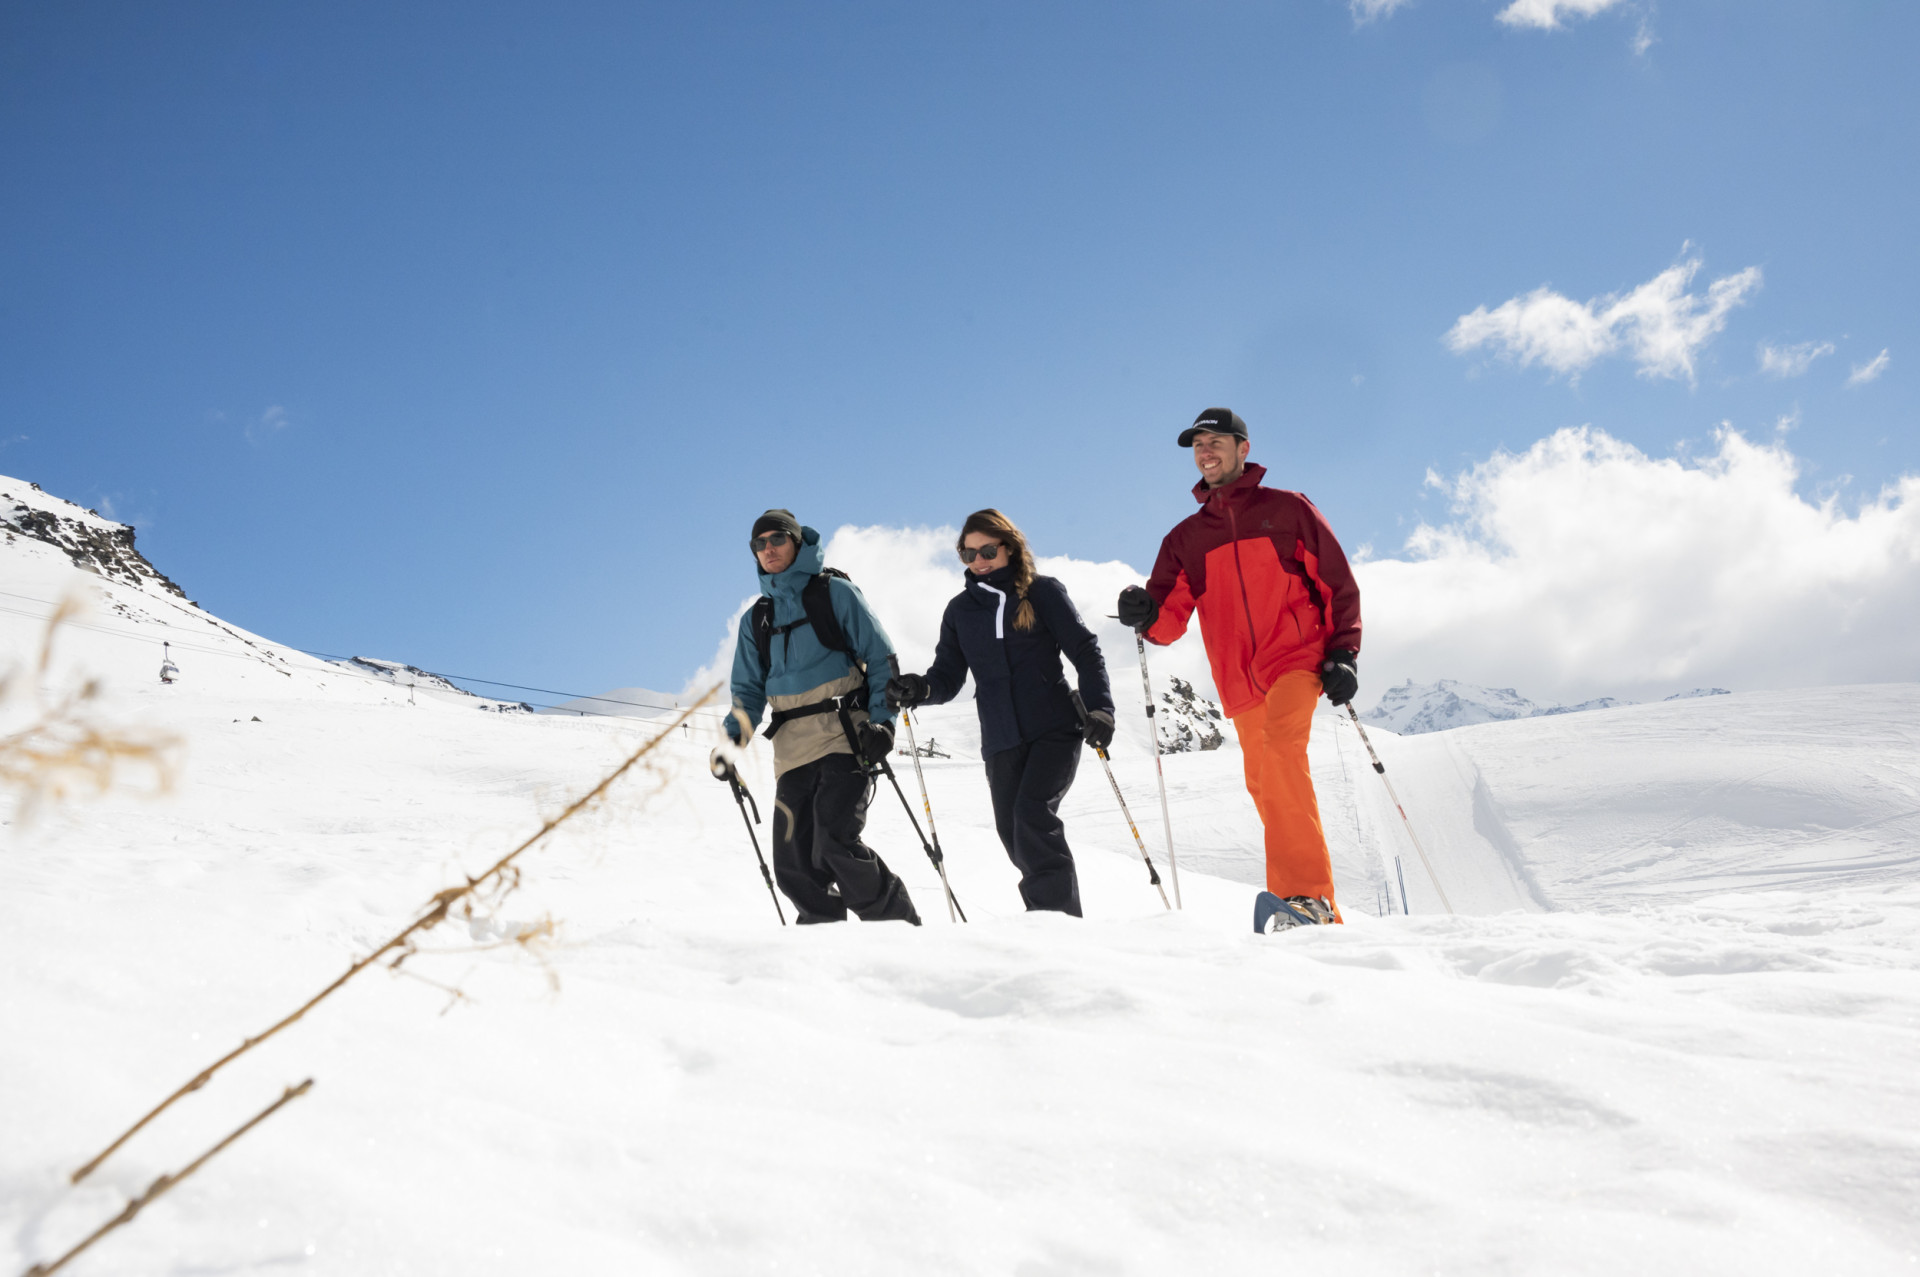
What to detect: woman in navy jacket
<box><xmin>885</xmin><ymin>509</ymin><xmax>1116</xmax><ymax>915</ymax></box>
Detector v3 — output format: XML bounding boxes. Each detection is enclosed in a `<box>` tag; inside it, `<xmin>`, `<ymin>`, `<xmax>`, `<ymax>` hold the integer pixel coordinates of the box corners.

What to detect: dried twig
<box><xmin>390</xmin><ymin>965</ymin><xmax>475</xmax><ymax>1016</ymax></box>
<box><xmin>1</xmin><ymin>597</ymin><xmax>180</xmax><ymax>823</ymax></box>
<box><xmin>69</xmin><ymin>686</ymin><xmax>718</xmax><ymax>1184</ymax></box>
<box><xmin>25</xmin><ymin>1080</ymin><xmax>315</xmax><ymax>1277</ymax></box>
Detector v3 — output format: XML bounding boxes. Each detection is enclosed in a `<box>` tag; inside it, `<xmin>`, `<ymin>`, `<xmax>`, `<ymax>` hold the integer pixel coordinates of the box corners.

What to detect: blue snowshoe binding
<box><xmin>1254</xmin><ymin>891</ymin><xmax>1336</xmax><ymax>934</ymax></box>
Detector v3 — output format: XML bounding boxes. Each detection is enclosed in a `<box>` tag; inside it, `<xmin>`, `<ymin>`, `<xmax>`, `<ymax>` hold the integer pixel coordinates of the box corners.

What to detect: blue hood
<box><xmin>758</xmin><ymin>525</ymin><xmax>828</xmax><ymax>600</ymax></box>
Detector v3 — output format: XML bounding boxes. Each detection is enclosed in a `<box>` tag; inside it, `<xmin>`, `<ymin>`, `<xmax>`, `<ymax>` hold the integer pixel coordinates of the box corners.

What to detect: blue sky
<box><xmin>3</xmin><ymin>1</ymin><xmax>1912</xmax><ymax>702</ymax></box>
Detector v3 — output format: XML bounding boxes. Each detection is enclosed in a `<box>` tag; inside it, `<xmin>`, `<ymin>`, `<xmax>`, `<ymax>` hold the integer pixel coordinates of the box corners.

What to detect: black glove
<box><xmin>1320</xmin><ymin>649</ymin><xmax>1358</xmax><ymax>707</ymax></box>
<box><xmin>1082</xmin><ymin>709</ymin><xmax>1115</xmax><ymax>752</ymax></box>
<box><xmin>885</xmin><ymin>672</ymin><xmax>930</xmax><ymax>711</ymax></box>
<box><xmin>857</xmin><ymin>719</ymin><xmax>895</xmax><ymax>764</ymax></box>
<box><xmin>1117</xmin><ymin>585</ymin><xmax>1158</xmax><ymax>632</ymax></box>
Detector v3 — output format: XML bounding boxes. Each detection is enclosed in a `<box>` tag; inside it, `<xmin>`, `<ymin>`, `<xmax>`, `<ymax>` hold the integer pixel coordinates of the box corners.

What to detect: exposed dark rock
<box><xmin>1159</xmin><ymin>676</ymin><xmax>1226</xmax><ymax>753</ymax></box>
<box><xmin>1</xmin><ymin>494</ymin><xmax>188</xmax><ymax>598</ymax></box>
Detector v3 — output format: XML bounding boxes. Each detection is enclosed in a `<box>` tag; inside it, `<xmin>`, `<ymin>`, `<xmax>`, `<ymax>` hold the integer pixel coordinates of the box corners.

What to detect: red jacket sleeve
<box><xmin>1144</xmin><ymin>536</ymin><xmax>1194</xmax><ymax>647</ymax></box>
<box><xmin>1296</xmin><ymin>497</ymin><xmax>1361</xmax><ymax>655</ymax></box>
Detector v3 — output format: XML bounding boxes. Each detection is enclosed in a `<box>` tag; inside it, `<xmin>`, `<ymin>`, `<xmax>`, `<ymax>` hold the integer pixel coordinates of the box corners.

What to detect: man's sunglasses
<box><xmin>750</xmin><ymin>532</ymin><xmax>793</xmax><ymax>552</ymax></box>
<box><xmin>958</xmin><ymin>543</ymin><xmax>1004</xmax><ymax>564</ymax></box>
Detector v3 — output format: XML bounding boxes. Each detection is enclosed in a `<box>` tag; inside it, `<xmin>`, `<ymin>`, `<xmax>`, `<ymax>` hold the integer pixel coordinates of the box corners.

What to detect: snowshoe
<box><xmin>1254</xmin><ymin>892</ymin><xmax>1336</xmax><ymax>934</ymax></box>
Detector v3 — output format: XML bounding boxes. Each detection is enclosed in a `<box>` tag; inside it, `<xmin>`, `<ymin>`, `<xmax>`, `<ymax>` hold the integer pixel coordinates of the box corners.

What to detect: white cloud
<box><xmin>1358</xmin><ymin>426</ymin><xmax>1920</xmax><ymax>703</ymax></box>
<box><xmin>245</xmin><ymin>404</ymin><xmax>291</xmax><ymax>444</ymax></box>
<box><xmin>1446</xmin><ymin>256</ymin><xmax>1763</xmax><ymax>383</ymax></box>
<box><xmin>1847</xmin><ymin>348</ymin><xmax>1891</xmax><ymax>387</ymax></box>
<box><xmin>1757</xmin><ymin>340</ymin><xmax>1835</xmax><ymax>378</ymax></box>
<box><xmin>1350</xmin><ymin>0</ymin><xmax>1414</xmax><ymax>22</ymax></box>
<box><xmin>1496</xmin><ymin>0</ymin><xmax>1630</xmax><ymax>30</ymax></box>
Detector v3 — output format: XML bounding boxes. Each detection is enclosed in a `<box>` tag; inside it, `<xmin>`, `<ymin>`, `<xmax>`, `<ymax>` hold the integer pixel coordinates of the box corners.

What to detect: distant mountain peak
<box><xmin>330</xmin><ymin>657</ymin><xmax>536</xmax><ymax>712</ymax></box>
<box><xmin>1360</xmin><ymin>678</ymin><xmax>1666</xmax><ymax>735</ymax></box>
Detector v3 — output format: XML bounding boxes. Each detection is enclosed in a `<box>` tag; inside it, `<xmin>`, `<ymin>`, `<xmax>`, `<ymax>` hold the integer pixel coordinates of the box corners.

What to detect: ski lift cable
<box><xmin>288</xmin><ymin>648</ymin><xmax>723</xmax><ymax>718</ymax></box>
<box><xmin>0</xmin><ymin>589</ymin><xmax>726</xmax><ymax>722</ymax></box>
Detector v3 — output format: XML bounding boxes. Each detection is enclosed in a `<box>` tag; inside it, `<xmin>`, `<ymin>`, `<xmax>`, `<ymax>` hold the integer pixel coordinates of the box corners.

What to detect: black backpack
<box><xmin>751</xmin><ymin>567</ymin><xmax>861</xmax><ymax>674</ymax></box>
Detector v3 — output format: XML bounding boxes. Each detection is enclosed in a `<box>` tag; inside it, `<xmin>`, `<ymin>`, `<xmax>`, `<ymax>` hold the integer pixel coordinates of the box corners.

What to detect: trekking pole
<box><xmin>711</xmin><ymin>753</ymin><xmax>786</xmax><ymax>925</ymax></box>
<box><xmin>1133</xmin><ymin>631</ymin><xmax>1183</xmax><ymax>908</ymax></box>
<box><xmin>1343</xmin><ymin>704</ymin><xmax>1453</xmax><ymax>915</ymax></box>
<box><xmin>1072</xmin><ymin>691</ymin><xmax>1171</xmax><ymax>909</ymax></box>
<box><xmin>880</xmin><ymin>658</ymin><xmax>964</xmax><ymax>922</ymax></box>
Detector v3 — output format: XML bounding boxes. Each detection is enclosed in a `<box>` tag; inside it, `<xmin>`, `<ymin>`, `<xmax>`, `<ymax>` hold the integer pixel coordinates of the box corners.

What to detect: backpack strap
<box><xmin>803</xmin><ymin>568</ymin><xmax>859</xmax><ymax>673</ymax></box>
<box><xmin>753</xmin><ymin>568</ymin><xmax>860</xmax><ymax>674</ymax></box>
<box><xmin>751</xmin><ymin>596</ymin><xmax>775</xmax><ymax>672</ymax></box>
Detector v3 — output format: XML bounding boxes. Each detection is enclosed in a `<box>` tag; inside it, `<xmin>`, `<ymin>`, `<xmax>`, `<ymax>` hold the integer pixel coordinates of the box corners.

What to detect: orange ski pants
<box><xmin>1231</xmin><ymin>668</ymin><xmax>1341</xmax><ymax>918</ymax></box>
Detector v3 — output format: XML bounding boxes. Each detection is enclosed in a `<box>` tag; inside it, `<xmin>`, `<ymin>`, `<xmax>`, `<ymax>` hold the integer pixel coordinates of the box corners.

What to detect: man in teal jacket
<box><xmin>727</xmin><ymin>509</ymin><xmax>921</xmax><ymax>925</ymax></box>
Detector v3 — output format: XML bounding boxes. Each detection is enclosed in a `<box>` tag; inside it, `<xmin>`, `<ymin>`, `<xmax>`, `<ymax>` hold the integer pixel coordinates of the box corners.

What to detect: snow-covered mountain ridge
<box><xmin>1364</xmin><ymin>676</ymin><xmax>1729</xmax><ymax>735</ymax></box>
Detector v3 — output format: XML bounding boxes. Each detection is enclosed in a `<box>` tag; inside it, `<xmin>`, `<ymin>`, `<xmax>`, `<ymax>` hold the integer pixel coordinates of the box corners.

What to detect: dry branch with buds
<box><xmin>68</xmin><ymin>684</ymin><xmax>719</xmax><ymax>1184</ymax></box>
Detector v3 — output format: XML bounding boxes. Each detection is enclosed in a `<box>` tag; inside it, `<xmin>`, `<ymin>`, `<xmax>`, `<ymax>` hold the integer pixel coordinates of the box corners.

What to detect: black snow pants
<box><xmin>984</xmin><ymin>727</ymin><xmax>1083</xmax><ymax>916</ymax></box>
<box><xmin>773</xmin><ymin>751</ymin><xmax>921</xmax><ymax>925</ymax></box>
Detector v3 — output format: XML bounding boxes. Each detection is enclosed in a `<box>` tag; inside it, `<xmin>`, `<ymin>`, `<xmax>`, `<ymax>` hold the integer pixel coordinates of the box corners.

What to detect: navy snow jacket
<box><xmin>923</xmin><ymin>567</ymin><xmax>1114</xmax><ymax>758</ymax></box>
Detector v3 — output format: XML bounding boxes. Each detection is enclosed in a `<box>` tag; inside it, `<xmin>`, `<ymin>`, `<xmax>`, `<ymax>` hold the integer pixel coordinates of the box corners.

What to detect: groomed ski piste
<box><xmin>3</xmin><ymin>477</ymin><xmax>1917</xmax><ymax>1276</ymax></box>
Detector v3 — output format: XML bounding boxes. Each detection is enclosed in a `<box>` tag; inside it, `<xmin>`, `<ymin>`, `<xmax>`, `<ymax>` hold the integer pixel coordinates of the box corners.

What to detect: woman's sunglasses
<box><xmin>750</xmin><ymin>532</ymin><xmax>793</xmax><ymax>552</ymax></box>
<box><xmin>958</xmin><ymin>542</ymin><xmax>1003</xmax><ymax>564</ymax></box>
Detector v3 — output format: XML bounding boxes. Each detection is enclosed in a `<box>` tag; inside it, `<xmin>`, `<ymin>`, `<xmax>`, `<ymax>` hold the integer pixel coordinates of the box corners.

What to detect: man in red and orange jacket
<box><xmin>1117</xmin><ymin>408</ymin><xmax>1360</xmax><ymax>926</ymax></box>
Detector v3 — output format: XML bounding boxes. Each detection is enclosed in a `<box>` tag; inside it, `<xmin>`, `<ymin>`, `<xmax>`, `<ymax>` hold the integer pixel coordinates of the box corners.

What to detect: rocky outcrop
<box><xmin>1</xmin><ymin>481</ymin><xmax>188</xmax><ymax>598</ymax></box>
<box><xmin>1159</xmin><ymin>676</ymin><xmax>1226</xmax><ymax>753</ymax></box>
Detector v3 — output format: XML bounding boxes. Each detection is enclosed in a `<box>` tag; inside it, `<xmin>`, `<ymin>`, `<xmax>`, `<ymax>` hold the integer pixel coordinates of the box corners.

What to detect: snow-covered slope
<box><xmin>3</xmin><ymin>476</ymin><xmax>1917</xmax><ymax>1275</ymax></box>
<box><xmin>1362</xmin><ymin>686</ymin><xmax>1920</xmax><ymax>912</ymax></box>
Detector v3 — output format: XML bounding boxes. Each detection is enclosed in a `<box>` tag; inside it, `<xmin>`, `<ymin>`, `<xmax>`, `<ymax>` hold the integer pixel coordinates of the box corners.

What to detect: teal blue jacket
<box><xmin>729</xmin><ymin>526</ymin><xmax>897</xmax><ymax>740</ymax></box>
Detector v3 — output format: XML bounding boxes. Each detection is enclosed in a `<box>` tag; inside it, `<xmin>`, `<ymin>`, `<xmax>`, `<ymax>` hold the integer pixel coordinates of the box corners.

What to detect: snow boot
<box><xmin>1254</xmin><ymin>892</ymin><xmax>1336</xmax><ymax>934</ymax></box>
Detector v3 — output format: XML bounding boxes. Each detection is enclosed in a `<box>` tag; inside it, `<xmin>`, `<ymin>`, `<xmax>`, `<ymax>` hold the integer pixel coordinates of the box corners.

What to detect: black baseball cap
<box><xmin>1178</xmin><ymin>408</ymin><xmax>1249</xmax><ymax>448</ymax></box>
